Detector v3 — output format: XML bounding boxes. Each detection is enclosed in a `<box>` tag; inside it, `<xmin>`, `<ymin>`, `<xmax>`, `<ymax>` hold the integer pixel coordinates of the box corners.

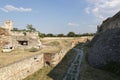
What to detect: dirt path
<box><xmin>63</xmin><ymin>48</ymin><xmax>83</xmax><ymax>80</ymax></box>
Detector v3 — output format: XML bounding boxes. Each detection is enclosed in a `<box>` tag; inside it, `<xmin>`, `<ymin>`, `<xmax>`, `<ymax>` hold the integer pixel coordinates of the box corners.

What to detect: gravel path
<box><xmin>63</xmin><ymin>48</ymin><xmax>83</xmax><ymax>80</ymax></box>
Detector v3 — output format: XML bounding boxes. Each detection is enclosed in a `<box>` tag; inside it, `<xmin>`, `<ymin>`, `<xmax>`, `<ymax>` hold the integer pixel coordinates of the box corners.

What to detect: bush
<box><xmin>29</xmin><ymin>47</ymin><xmax>38</xmax><ymax>52</ymax></box>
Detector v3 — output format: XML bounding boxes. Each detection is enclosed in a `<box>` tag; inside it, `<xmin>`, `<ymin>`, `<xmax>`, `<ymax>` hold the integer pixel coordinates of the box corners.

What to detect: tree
<box><xmin>80</xmin><ymin>33</ymin><xmax>95</xmax><ymax>36</ymax></box>
<box><xmin>12</xmin><ymin>28</ymin><xmax>19</xmax><ymax>31</ymax></box>
<box><xmin>26</xmin><ymin>24</ymin><xmax>36</xmax><ymax>32</ymax></box>
<box><xmin>38</xmin><ymin>32</ymin><xmax>46</xmax><ymax>38</ymax></box>
<box><xmin>67</xmin><ymin>32</ymin><xmax>75</xmax><ymax>37</ymax></box>
<box><xmin>46</xmin><ymin>33</ymin><xmax>54</xmax><ymax>37</ymax></box>
<box><xmin>57</xmin><ymin>34</ymin><xmax>65</xmax><ymax>37</ymax></box>
<box><xmin>75</xmin><ymin>34</ymin><xmax>81</xmax><ymax>37</ymax></box>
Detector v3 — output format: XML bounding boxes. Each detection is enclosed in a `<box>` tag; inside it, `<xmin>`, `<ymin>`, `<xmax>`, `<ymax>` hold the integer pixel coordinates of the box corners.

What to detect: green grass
<box><xmin>47</xmin><ymin>49</ymin><xmax>77</xmax><ymax>80</ymax></box>
<box><xmin>23</xmin><ymin>49</ymin><xmax>77</xmax><ymax>80</ymax></box>
<box><xmin>47</xmin><ymin>41</ymin><xmax>60</xmax><ymax>46</ymax></box>
<box><xmin>23</xmin><ymin>67</ymin><xmax>53</xmax><ymax>80</ymax></box>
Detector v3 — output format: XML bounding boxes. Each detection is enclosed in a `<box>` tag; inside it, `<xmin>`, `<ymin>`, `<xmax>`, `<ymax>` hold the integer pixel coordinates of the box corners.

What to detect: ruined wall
<box><xmin>0</xmin><ymin>44</ymin><xmax>72</xmax><ymax>80</ymax></box>
<box><xmin>0</xmin><ymin>54</ymin><xmax>44</xmax><ymax>80</ymax></box>
<box><xmin>1</xmin><ymin>20</ymin><xmax>13</xmax><ymax>31</ymax></box>
<box><xmin>11</xmin><ymin>31</ymin><xmax>38</xmax><ymax>37</ymax></box>
<box><xmin>51</xmin><ymin>48</ymin><xmax>71</xmax><ymax>66</ymax></box>
<box><xmin>44</xmin><ymin>47</ymin><xmax>72</xmax><ymax>66</ymax></box>
<box><xmin>0</xmin><ymin>48</ymin><xmax>71</xmax><ymax>80</ymax></box>
<box><xmin>0</xmin><ymin>28</ymin><xmax>10</xmax><ymax>47</ymax></box>
<box><xmin>10</xmin><ymin>31</ymin><xmax>41</xmax><ymax>49</ymax></box>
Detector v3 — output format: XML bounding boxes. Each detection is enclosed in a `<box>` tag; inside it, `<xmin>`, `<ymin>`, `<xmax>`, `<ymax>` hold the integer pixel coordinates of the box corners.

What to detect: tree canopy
<box><xmin>11</xmin><ymin>24</ymin><xmax>95</xmax><ymax>38</ymax></box>
<box><xmin>26</xmin><ymin>24</ymin><xmax>36</xmax><ymax>32</ymax></box>
<box><xmin>67</xmin><ymin>32</ymin><xmax>75</xmax><ymax>37</ymax></box>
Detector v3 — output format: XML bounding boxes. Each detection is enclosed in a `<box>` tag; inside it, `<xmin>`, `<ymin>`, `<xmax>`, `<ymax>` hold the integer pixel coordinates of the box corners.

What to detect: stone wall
<box><xmin>0</xmin><ymin>36</ymin><xmax>10</xmax><ymax>48</ymax></box>
<box><xmin>44</xmin><ymin>47</ymin><xmax>73</xmax><ymax>66</ymax></box>
<box><xmin>11</xmin><ymin>31</ymin><xmax>38</xmax><ymax>37</ymax></box>
<box><xmin>0</xmin><ymin>54</ymin><xmax>44</xmax><ymax>80</ymax></box>
<box><xmin>1</xmin><ymin>20</ymin><xmax>13</xmax><ymax>31</ymax></box>
<box><xmin>0</xmin><ymin>47</ymin><xmax>72</xmax><ymax>80</ymax></box>
<box><xmin>10</xmin><ymin>31</ymin><xmax>41</xmax><ymax>49</ymax></box>
<box><xmin>11</xmin><ymin>36</ymin><xmax>41</xmax><ymax>49</ymax></box>
<box><xmin>88</xmin><ymin>11</ymin><xmax>120</xmax><ymax>68</ymax></box>
<box><xmin>51</xmin><ymin>48</ymin><xmax>71</xmax><ymax>66</ymax></box>
<box><xmin>0</xmin><ymin>28</ymin><xmax>10</xmax><ymax>47</ymax></box>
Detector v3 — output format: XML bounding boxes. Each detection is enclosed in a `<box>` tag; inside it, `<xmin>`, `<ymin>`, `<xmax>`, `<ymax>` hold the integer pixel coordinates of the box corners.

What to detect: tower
<box><xmin>3</xmin><ymin>20</ymin><xmax>13</xmax><ymax>31</ymax></box>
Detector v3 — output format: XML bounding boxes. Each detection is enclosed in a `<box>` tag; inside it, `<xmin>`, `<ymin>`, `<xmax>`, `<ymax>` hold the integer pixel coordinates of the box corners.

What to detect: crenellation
<box><xmin>1</xmin><ymin>20</ymin><xmax>13</xmax><ymax>31</ymax></box>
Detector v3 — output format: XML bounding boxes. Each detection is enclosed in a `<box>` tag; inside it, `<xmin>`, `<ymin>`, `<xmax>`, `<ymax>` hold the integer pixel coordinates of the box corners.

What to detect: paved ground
<box><xmin>63</xmin><ymin>48</ymin><xmax>83</xmax><ymax>80</ymax></box>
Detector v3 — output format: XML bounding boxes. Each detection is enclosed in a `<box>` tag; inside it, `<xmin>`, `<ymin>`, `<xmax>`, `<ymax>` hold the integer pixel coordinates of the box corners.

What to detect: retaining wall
<box><xmin>51</xmin><ymin>48</ymin><xmax>72</xmax><ymax>66</ymax></box>
<box><xmin>0</xmin><ymin>48</ymin><xmax>72</xmax><ymax>80</ymax></box>
<box><xmin>0</xmin><ymin>54</ymin><xmax>44</xmax><ymax>80</ymax></box>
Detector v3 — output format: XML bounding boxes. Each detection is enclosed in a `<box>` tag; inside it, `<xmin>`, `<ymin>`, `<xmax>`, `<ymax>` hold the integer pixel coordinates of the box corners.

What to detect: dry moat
<box><xmin>0</xmin><ymin>20</ymin><xmax>91</xmax><ymax>80</ymax></box>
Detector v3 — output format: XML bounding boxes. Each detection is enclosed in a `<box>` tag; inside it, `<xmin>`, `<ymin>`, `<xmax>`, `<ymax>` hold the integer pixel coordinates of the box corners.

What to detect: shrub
<box><xmin>29</xmin><ymin>47</ymin><xmax>38</xmax><ymax>52</ymax></box>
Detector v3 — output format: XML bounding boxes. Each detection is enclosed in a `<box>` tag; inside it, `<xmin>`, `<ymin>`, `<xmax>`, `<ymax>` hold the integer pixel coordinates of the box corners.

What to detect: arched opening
<box><xmin>18</xmin><ymin>40</ymin><xmax>28</xmax><ymax>46</ymax></box>
<box><xmin>45</xmin><ymin>61</ymin><xmax>51</xmax><ymax>66</ymax></box>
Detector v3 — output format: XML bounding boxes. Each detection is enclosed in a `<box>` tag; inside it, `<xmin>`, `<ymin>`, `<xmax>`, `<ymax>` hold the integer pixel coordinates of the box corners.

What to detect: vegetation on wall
<box><xmin>12</xmin><ymin>24</ymin><xmax>36</xmax><ymax>32</ymax></box>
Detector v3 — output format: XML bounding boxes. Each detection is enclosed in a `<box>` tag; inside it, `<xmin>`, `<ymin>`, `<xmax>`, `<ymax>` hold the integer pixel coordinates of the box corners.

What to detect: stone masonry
<box><xmin>0</xmin><ymin>54</ymin><xmax>44</xmax><ymax>80</ymax></box>
<box><xmin>0</xmin><ymin>20</ymin><xmax>42</xmax><ymax>49</ymax></box>
<box><xmin>0</xmin><ymin>47</ymin><xmax>72</xmax><ymax>80</ymax></box>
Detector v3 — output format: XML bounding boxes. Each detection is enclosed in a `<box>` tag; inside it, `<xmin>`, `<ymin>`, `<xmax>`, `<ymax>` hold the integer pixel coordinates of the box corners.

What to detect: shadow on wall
<box><xmin>47</xmin><ymin>43</ymin><xmax>82</xmax><ymax>80</ymax></box>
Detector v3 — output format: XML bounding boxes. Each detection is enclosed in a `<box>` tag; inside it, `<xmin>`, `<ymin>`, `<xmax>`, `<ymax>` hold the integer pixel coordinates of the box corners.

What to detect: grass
<box><xmin>0</xmin><ymin>48</ymin><xmax>34</xmax><ymax>67</ymax></box>
<box><xmin>23</xmin><ymin>48</ymin><xmax>77</xmax><ymax>80</ymax></box>
<box><xmin>23</xmin><ymin>66</ymin><xmax>53</xmax><ymax>80</ymax></box>
<box><xmin>0</xmin><ymin>38</ymin><xmax>76</xmax><ymax>68</ymax></box>
<box><xmin>0</xmin><ymin>39</ymin><xmax>63</xmax><ymax>68</ymax></box>
<box><xmin>47</xmin><ymin>49</ymin><xmax>77</xmax><ymax>80</ymax></box>
<box><xmin>0</xmin><ymin>37</ymin><xmax>93</xmax><ymax>80</ymax></box>
<box><xmin>23</xmin><ymin>38</ymin><xmax>92</xmax><ymax>80</ymax></box>
<box><xmin>41</xmin><ymin>39</ymin><xmax>73</xmax><ymax>48</ymax></box>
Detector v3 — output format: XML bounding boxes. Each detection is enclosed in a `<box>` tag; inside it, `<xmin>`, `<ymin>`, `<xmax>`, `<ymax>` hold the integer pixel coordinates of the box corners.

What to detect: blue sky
<box><xmin>0</xmin><ymin>0</ymin><xmax>120</xmax><ymax>34</ymax></box>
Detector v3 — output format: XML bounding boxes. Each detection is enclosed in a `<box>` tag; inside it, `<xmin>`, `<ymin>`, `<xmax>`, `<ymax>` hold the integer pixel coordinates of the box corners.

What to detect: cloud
<box><xmin>67</xmin><ymin>22</ymin><xmax>79</xmax><ymax>27</ymax></box>
<box><xmin>0</xmin><ymin>5</ymin><xmax>32</xmax><ymax>12</ymax></box>
<box><xmin>85</xmin><ymin>0</ymin><xmax>120</xmax><ymax>20</ymax></box>
<box><xmin>85</xmin><ymin>7</ymin><xmax>90</xmax><ymax>14</ymax></box>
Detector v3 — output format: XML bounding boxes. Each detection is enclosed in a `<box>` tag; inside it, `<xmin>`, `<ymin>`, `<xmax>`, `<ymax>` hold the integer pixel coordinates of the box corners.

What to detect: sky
<box><xmin>0</xmin><ymin>0</ymin><xmax>120</xmax><ymax>34</ymax></box>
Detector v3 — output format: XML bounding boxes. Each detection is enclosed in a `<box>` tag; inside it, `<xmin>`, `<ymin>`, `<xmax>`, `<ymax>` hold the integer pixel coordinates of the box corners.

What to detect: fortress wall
<box><xmin>0</xmin><ymin>45</ymin><xmax>73</xmax><ymax>80</ymax></box>
<box><xmin>51</xmin><ymin>47</ymin><xmax>72</xmax><ymax>66</ymax></box>
<box><xmin>42</xmin><ymin>36</ymin><xmax>93</xmax><ymax>40</ymax></box>
<box><xmin>11</xmin><ymin>31</ymin><xmax>38</xmax><ymax>37</ymax></box>
<box><xmin>0</xmin><ymin>54</ymin><xmax>44</xmax><ymax>80</ymax></box>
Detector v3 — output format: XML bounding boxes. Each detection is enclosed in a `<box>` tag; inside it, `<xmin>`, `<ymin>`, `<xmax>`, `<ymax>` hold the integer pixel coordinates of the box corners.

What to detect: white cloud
<box><xmin>85</xmin><ymin>7</ymin><xmax>90</xmax><ymax>14</ymax></box>
<box><xmin>67</xmin><ymin>22</ymin><xmax>79</xmax><ymax>27</ymax></box>
<box><xmin>0</xmin><ymin>5</ymin><xmax>32</xmax><ymax>12</ymax></box>
<box><xmin>85</xmin><ymin>0</ymin><xmax>120</xmax><ymax>20</ymax></box>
